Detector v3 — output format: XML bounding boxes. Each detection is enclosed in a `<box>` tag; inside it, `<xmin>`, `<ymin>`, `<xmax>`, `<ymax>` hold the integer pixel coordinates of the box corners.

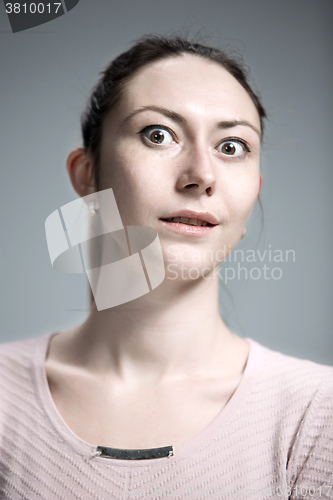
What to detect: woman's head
<box><xmin>68</xmin><ymin>34</ymin><xmax>266</xmax><ymax>281</ymax></box>
<box><xmin>80</xmin><ymin>34</ymin><xmax>266</xmax><ymax>190</ymax></box>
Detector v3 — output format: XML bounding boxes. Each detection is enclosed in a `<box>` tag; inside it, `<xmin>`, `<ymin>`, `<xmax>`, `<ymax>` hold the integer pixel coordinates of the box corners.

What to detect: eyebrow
<box><xmin>122</xmin><ymin>105</ymin><xmax>261</xmax><ymax>138</ymax></box>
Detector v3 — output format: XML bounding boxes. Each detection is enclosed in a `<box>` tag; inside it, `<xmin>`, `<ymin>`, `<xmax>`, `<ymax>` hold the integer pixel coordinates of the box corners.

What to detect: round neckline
<box><xmin>33</xmin><ymin>331</ymin><xmax>261</xmax><ymax>467</ymax></box>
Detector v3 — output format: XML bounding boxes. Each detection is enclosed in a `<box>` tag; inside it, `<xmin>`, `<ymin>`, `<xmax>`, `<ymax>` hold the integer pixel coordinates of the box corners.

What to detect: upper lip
<box><xmin>160</xmin><ymin>210</ymin><xmax>219</xmax><ymax>225</ymax></box>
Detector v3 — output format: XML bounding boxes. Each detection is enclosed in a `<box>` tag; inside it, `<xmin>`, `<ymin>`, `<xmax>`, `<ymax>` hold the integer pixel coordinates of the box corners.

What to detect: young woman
<box><xmin>1</xmin><ymin>35</ymin><xmax>332</xmax><ymax>500</ymax></box>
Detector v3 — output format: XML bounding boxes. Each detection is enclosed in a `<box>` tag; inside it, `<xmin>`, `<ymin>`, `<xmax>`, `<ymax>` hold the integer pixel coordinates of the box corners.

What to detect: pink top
<box><xmin>0</xmin><ymin>332</ymin><xmax>332</xmax><ymax>499</ymax></box>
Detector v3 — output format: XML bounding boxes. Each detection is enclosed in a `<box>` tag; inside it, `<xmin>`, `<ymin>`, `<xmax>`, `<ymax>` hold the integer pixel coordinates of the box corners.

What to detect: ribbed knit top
<box><xmin>0</xmin><ymin>332</ymin><xmax>332</xmax><ymax>499</ymax></box>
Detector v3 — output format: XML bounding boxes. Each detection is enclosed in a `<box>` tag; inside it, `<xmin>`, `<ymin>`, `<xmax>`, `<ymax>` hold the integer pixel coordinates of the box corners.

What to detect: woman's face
<box><xmin>98</xmin><ymin>55</ymin><xmax>262</xmax><ymax>279</ymax></box>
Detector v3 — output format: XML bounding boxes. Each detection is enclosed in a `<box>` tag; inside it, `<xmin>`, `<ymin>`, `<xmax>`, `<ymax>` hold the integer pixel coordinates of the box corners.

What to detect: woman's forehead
<box><xmin>119</xmin><ymin>55</ymin><xmax>261</xmax><ymax>128</ymax></box>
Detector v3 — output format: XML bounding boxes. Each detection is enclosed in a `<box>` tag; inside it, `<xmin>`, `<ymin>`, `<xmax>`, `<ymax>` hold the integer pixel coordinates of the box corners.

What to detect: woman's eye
<box><xmin>140</xmin><ymin>126</ymin><xmax>174</xmax><ymax>146</ymax></box>
<box><xmin>217</xmin><ymin>139</ymin><xmax>249</xmax><ymax>157</ymax></box>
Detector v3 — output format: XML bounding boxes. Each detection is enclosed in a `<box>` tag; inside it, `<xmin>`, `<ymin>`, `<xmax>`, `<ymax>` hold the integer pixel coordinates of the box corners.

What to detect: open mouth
<box><xmin>161</xmin><ymin>217</ymin><xmax>215</xmax><ymax>227</ymax></box>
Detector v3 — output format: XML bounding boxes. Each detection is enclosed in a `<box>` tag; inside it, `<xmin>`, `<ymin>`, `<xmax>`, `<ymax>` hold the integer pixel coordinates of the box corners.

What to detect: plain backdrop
<box><xmin>0</xmin><ymin>0</ymin><xmax>332</xmax><ymax>364</ymax></box>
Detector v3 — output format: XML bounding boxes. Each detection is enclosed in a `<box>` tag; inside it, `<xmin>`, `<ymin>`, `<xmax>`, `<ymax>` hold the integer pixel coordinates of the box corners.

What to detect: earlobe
<box><xmin>258</xmin><ymin>174</ymin><xmax>263</xmax><ymax>198</ymax></box>
<box><xmin>66</xmin><ymin>147</ymin><xmax>96</xmax><ymax>198</ymax></box>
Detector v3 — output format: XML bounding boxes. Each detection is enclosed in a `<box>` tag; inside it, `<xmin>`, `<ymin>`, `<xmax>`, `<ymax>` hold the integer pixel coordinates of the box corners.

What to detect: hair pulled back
<box><xmin>81</xmin><ymin>34</ymin><xmax>267</xmax><ymax>189</ymax></box>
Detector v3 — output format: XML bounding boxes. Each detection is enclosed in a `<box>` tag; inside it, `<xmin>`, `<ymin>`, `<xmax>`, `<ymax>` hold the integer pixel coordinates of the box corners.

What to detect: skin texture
<box><xmin>46</xmin><ymin>54</ymin><xmax>263</xmax><ymax>448</ymax></box>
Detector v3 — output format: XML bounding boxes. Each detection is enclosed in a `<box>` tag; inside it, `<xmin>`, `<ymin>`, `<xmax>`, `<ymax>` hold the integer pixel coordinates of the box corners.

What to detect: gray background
<box><xmin>0</xmin><ymin>0</ymin><xmax>332</xmax><ymax>364</ymax></box>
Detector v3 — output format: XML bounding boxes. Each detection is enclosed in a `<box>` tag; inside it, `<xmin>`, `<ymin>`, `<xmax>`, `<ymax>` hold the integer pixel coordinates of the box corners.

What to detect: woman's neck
<box><xmin>58</xmin><ymin>275</ymin><xmax>247</xmax><ymax>385</ymax></box>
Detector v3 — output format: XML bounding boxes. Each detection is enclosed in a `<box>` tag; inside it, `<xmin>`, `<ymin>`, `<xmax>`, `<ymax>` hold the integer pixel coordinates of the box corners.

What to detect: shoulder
<box><xmin>246</xmin><ymin>339</ymin><xmax>333</xmax><ymax>439</ymax></box>
<box><xmin>248</xmin><ymin>338</ymin><xmax>333</xmax><ymax>401</ymax></box>
<box><xmin>0</xmin><ymin>333</ymin><xmax>53</xmax><ymax>398</ymax></box>
<box><xmin>0</xmin><ymin>333</ymin><xmax>55</xmax><ymax>431</ymax></box>
<box><xmin>0</xmin><ymin>334</ymin><xmax>46</xmax><ymax>367</ymax></box>
<box><xmin>246</xmin><ymin>339</ymin><xmax>333</xmax><ymax>488</ymax></box>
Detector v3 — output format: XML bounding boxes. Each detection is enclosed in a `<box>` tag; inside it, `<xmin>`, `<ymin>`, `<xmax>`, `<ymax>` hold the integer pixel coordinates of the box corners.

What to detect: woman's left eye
<box><xmin>139</xmin><ymin>126</ymin><xmax>174</xmax><ymax>146</ymax></box>
<box><xmin>217</xmin><ymin>139</ymin><xmax>250</xmax><ymax>157</ymax></box>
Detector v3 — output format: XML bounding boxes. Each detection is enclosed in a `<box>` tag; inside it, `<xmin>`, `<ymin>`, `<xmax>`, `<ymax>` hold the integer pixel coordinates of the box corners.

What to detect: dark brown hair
<box><xmin>81</xmin><ymin>34</ymin><xmax>267</xmax><ymax>189</ymax></box>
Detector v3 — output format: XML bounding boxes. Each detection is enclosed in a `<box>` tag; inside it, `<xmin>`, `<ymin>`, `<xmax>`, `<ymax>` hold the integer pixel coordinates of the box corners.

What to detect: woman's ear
<box><xmin>258</xmin><ymin>173</ymin><xmax>263</xmax><ymax>197</ymax></box>
<box><xmin>66</xmin><ymin>147</ymin><xmax>96</xmax><ymax>197</ymax></box>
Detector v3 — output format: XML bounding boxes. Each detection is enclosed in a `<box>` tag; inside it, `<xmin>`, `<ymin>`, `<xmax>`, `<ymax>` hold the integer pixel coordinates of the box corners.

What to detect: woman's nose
<box><xmin>175</xmin><ymin>146</ymin><xmax>217</xmax><ymax>197</ymax></box>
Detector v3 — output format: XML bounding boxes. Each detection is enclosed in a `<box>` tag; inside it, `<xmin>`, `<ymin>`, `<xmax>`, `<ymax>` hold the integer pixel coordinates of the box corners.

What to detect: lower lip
<box><xmin>159</xmin><ymin>219</ymin><xmax>217</xmax><ymax>236</ymax></box>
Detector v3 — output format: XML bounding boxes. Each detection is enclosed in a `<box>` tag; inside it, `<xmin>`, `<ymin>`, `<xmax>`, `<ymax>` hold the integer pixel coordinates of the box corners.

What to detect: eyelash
<box><xmin>138</xmin><ymin>125</ymin><xmax>176</xmax><ymax>143</ymax></box>
<box><xmin>219</xmin><ymin>137</ymin><xmax>251</xmax><ymax>154</ymax></box>
<box><xmin>138</xmin><ymin>125</ymin><xmax>251</xmax><ymax>155</ymax></box>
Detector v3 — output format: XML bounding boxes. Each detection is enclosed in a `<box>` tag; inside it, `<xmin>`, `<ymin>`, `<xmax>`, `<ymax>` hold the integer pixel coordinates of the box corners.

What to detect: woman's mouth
<box><xmin>163</xmin><ymin>216</ymin><xmax>213</xmax><ymax>227</ymax></box>
<box><xmin>159</xmin><ymin>215</ymin><xmax>218</xmax><ymax>236</ymax></box>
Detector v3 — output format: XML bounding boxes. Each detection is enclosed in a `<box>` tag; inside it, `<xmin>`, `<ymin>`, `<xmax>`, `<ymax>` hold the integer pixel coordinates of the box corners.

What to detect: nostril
<box><xmin>185</xmin><ymin>184</ymin><xmax>198</xmax><ymax>188</ymax></box>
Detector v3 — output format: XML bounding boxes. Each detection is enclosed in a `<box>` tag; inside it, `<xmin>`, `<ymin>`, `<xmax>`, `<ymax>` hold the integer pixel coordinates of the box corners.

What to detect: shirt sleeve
<box><xmin>287</xmin><ymin>378</ymin><xmax>333</xmax><ymax>500</ymax></box>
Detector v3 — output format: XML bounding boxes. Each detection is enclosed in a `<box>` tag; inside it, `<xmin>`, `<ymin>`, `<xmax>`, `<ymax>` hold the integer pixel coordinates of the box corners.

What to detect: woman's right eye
<box><xmin>139</xmin><ymin>126</ymin><xmax>174</xmax><ymax>146</ymax></box>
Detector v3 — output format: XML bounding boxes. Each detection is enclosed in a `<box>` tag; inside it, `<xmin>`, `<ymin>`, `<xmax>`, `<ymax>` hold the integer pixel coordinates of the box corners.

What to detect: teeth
<box><xmin>165</xmin><ymin>217</ymin><xmax>209</xmax><ymax>226</ymax></box>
